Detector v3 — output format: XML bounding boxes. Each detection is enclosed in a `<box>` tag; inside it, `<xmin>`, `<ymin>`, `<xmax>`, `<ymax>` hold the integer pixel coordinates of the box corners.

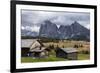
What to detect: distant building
<box><xmin>21</xmin><ymin>39</ymin><xmax>48</xmax><ymax>58</ymax></box>
<box><xmin>56</xmin><ymin>48</ymin><xmax>78</xmax><ymax>60</ymax></box>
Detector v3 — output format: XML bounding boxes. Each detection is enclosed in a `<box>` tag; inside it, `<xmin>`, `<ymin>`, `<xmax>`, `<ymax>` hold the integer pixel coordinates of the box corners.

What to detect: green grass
<box><xmin>78</xmin><ymin>53</ymin><xmax>90</xmax><ymax>60</ymax></box>
<box><xmin>21</xmin><ymin>56</ymin><xmax>67</xmax><ymax>63</ymax></box>
<box><xmin>21</xmin><ymin>40</ymin><xmax>90</xmax><ymax>63</ymax></box>
<box><xmin>21</xmin><ymin>54</ymin><xmax>90</xmax><ymax>63</ymax></box>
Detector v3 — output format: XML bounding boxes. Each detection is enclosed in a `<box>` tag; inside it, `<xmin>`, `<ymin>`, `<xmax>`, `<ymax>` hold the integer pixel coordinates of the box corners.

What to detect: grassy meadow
<box><xmin>21</xmin><ymin>53</ymin><xmax>89</xmax><ymax>63</ymax></box>
<box><xmin>21</xmin><ymin>39</ymin><xmax>90</xmax><ymax>63</ymax></box>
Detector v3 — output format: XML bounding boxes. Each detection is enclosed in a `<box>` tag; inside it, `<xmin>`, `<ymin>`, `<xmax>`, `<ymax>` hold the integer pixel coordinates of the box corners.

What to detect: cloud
<box><xmin>22</xmin><ymin>25</ymin><xmax>40</xmax><ymax>32</ymax></box>
<box><xmin>21</xmin><ymin>10</ymin><xmax>90</xmax><ymax>31</ymax></box>
<box><xmin>31</xmin><ymin>26</ymin><xmax>40</xmax><ymax>32</ymax></box>
<box><xmin>85</xmin><ymin>24</ymin><xmax>90</xmax><ymax>29</ymax></box>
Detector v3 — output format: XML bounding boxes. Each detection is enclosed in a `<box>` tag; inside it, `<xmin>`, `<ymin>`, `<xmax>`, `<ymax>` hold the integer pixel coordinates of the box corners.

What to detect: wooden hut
<box><xmin>21</xmin><ymin>39</ymin><xmax>48</xmax><ymax>58</ymax></box>
<box><xmin>56</xmin><ymin>48</ymin><xmax>78</xmax><ymax>60</ymax></box>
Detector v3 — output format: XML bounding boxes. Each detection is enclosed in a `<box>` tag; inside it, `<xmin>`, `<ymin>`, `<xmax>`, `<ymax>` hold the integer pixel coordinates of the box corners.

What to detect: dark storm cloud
<box><xmin>21</xmin><ymin>10</ymin><xmax>90</xmax><ymax>32</ymax></box>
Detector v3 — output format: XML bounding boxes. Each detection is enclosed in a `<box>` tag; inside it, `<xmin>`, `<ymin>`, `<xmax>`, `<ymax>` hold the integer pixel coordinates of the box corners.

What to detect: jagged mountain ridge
<box><xmin>21</xmin><ymin>20</ymin><xmax>90</xmax><ymax>41</ymax></box>
<box><xmin>21</xmin><ymin>29</ymin><xmax>38</xmax><ymax>37</ymax></box>
<box><xmin>39</xmin><ymin>20</ymin><xmax>59</xmax><ymax>38</ymax></box>
<box><xmin>59</xmin><ymin>21</ymin><xmax>90</xmax><ymax>39</ymax></box>
<box><xmin>39</xmin><ymin>20</ymin><xmax>90</xmax><ymax>41</ymax></box>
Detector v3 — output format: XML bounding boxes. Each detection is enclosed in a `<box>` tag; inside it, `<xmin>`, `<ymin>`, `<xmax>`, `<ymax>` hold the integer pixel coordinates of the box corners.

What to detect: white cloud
<box><xmin>21</xmin><ymin>10</ymin><xmax>90</xmax><ymax>28</ymax></box>
<box><xmin>31</xmin><ymin>26</ymin><xmax>40</xmax><ymax>32</ymax></box>
<box><xmin>22</xmin><ymin>25</ymin><xmax>40</xmax><ymax>32</ymax></box>
<box><xmin>56</xmin><ymin>25</ymin><xmax>61</xmax><ymax>28</ymax></box>
<box><xmin>21</xmin><ymin>26</ymin><xmax>25</xmax><ymax>30</ymax></box>
<box><xmin>85</xmin><ymin>24</ymin><xmax>90</xmax><ymax>29</ymax></box>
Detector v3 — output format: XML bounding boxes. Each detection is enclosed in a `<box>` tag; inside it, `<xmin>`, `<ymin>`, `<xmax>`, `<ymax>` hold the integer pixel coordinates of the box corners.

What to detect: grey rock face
<box><xmin>39</xmin><ymin>20</ymin><xmax>90</xmax><ymax>40</ymax></box>
<box><xmin>22</xmin><ymin>20</ymin><xmax>90</xmax><ymax>41</ymax></box>
<box><xmin>39</xmin><ymin>20</ymin><xmax>59</xmax><ymax>38</ymax></box>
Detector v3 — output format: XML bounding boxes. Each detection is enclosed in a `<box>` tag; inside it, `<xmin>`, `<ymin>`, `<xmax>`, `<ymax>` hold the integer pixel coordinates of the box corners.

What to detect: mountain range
<box><xmin>21</xmin><ymin>29</ymin><xmax>38</xmax><ymax>37</ymax></box>
<box><xmin>22</xmin><ymin>20</ymin><xmax>90</xmax><ymax>41</ymax></box>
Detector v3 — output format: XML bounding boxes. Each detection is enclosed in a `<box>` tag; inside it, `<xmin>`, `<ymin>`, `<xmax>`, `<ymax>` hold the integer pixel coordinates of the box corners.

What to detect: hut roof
<box><xmin>36</xmin><ymin>40</ymin><xmax>44</xmax><ymax>47</ymax></box>
<box><xmin>30</xmin><ymin>47</ymin><xmax>46</xmax><ymax>52</ymax></box>
<box><xmin>21</xmin><ymin>39</ymin><xmax>44</xmax><ymax>48</ymax></box>
<box><xmin>60</xmin><ymin>48</ymin><xmax>78</xmax><ymax>53</ymax></box>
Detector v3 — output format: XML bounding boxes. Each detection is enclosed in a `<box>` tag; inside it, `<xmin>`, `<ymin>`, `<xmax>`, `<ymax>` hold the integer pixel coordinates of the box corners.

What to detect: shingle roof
<box><xmin>37</xmin><ymin>40</ymin><xmax>44</xmax><ymax>47</ymax></box>
<box><xmin>60</xmin><ymin>48</ymin><xmax>78</xmax><ymax>53</ymax></box>
<box><xmin>30</xmin><ymin>47</ymin><xmax>46</xmax><ymax>52</ymax></box>
<box><xmin>21</xmin><ymin>39</ymin><xmax>36</xmax><ymax>48</ymax></box>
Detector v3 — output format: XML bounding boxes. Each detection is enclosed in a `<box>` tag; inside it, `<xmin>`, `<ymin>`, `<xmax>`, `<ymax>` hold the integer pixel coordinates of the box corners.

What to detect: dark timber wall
<box><xmin>21</xmin><ymin>48</ymin><xmax>30</xmax><ymax>57</ymax></box>
<box><xmin>56</xmin><ymin>48</ymin><xmax>78</xmax><ymax>60</ymax></box>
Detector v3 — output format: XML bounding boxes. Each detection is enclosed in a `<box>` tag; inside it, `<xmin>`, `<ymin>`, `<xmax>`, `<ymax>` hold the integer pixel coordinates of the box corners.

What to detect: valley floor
<box><xmin>21</xmin><ymin>53</ymin><xmax>90</xmax><ymax>63</ymax></box>
<box><xmin>21</xmin><ymin>40</ymin><xmax>90</xmax><ymax>63</ymax></box>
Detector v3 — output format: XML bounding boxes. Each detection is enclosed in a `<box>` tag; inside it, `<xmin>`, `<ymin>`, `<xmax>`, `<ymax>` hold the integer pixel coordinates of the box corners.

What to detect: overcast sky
<box><xmin>21</xmin><ymin>10</ymin><xmax>90</xmax><ymax>32</ymax></box>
